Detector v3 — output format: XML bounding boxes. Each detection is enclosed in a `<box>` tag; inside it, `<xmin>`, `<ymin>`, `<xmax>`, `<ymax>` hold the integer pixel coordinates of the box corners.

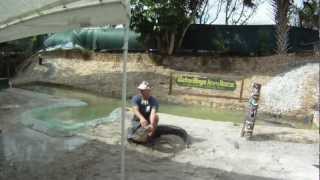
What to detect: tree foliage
<box><xmin>297</xmin><ymin>0</ymin><xmax>319</xmax><ymax>29</ymax></box>
<box><xmin>223</xmin><ymin>0</ymin><xmax>262</xmax><ymax>25</ymax></box>
<box><xmin>197</xmin><ymin>0</ymin><xmax>261</xmax><ymax>25</ymax></box>
<box><xmin>130</xmin><ymin>0</ymin><xmax>259</xmax><ymax>55</ymax></box>
<box><xmin>130</xmin><ymin>0</ymin><xmax>206</xmax><ymax>55</ymax></box>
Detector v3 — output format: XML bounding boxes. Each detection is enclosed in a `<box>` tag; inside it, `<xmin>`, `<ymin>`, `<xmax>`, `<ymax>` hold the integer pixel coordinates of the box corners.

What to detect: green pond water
<box><xmin>19</xmin><ymin>83</ymin><xmax>315</xmax><ymax>130</ymax></box>
<box><xmin>22</xmin><ymin>84</ymin><xmax>122</xmax><ymax>123</ymax></box>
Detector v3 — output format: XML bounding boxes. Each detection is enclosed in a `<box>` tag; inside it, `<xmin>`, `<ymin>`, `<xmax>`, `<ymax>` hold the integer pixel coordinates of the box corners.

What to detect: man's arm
<box><xmin>132</xmin><ymin>106</ymin><xmax>149</xmax><ymax>128</ymax></box>
<box><xmin>150</xmin><ymin>97</ymin><xmax>159</xmax><ymax>119</ymax></box>
<box><xmin>132</xmin><ymin>96</ymin><xmax>149</xmax><ymax>128</ymax></box>
<box><xmin>149</xmin><ymin>108</ymin><xmax>157</xmax><ymax>123</ymax></box>
<box><xmin>148</xmin><ymin>105</ymin><xmax>159</xmax><ymax>137</ymax></box>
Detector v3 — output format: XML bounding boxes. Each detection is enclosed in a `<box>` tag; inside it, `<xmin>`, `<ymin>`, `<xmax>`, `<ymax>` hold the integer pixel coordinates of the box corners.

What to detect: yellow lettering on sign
<box><xmin>176</xmin><ymin>75</ymin><xmax>236</xmax><ymax>90</ymax></box>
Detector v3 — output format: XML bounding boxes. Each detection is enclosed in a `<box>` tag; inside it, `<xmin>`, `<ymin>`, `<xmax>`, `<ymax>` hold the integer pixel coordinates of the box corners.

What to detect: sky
<box><xmin>211</xmin><ymin>0</ymin><xmax>305</xmax><ymax>25</ymax></box>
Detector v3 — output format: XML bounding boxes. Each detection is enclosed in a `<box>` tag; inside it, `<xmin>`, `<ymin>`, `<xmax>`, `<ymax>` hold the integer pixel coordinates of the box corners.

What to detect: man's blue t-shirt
<box><xmin>132</xmin><ymin>95</ymin><xmax>159</xmax><ymax>121</ymax></box>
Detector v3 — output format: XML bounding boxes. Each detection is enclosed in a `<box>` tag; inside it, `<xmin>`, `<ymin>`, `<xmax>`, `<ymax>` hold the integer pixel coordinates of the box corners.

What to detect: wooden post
<box><xmin>169</xmin><ymin>72</ymin><xmax>173</xmax><ymax>95</ymax></box>
<box><xmin>240</xmin><ymin>83</ymin><xmax>261</xmax><ymax>138</ymax></box>
<box><xmin>239</xmin><ymin>79</ymin><xmax>244</xmax><ymax>102</ymax></box>
<box><xmin>38</xmin><ymin>54</ymin><xmax>43</xmax><ymax>65</ymax></box>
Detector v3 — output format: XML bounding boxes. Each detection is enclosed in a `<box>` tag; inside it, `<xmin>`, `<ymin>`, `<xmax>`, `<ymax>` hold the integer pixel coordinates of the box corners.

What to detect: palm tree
<box><xmin>271</xmin><ymin>0</ymin><xmax>293</xmax><ymax>54</ymax></box>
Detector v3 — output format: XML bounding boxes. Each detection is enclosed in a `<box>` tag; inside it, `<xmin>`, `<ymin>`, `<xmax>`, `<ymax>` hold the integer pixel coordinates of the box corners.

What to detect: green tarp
<box><xmin>44</xmin><ymin>25</ymin><xmax>319</xmax><ymax>55</ymax></box>
<box><xmin>44</xmin><ymin>28</ymin><xmax>144</xmax><ymax>51</ymax></box>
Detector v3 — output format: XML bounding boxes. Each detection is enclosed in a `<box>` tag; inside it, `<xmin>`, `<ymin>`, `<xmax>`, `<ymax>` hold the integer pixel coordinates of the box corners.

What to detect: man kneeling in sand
<box><xmin>128</xmin><ymin>81</ymin><xmax>159</xmax><ymax>143</ymax></box>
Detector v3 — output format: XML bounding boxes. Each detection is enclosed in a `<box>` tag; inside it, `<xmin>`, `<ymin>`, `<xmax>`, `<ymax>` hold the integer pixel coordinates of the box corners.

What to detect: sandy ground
<box><xmin>0</xmin><ymin>88</ymin><xmax>319</xmax><ymax>180</ymax></box>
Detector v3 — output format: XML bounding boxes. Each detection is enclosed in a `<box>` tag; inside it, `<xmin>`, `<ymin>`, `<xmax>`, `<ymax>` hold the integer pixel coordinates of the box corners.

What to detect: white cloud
<box><xmin>248</xmin><ymin>1</ymin><xmax>274</xmax><ymax>25</ymax></box>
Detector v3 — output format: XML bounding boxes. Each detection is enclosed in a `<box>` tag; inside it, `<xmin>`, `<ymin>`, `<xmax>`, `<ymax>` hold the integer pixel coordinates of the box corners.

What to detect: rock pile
<box><xmin>260</xmin><ymin>63</ymin><xmax>319</xmax><ymax>115</ymax></box>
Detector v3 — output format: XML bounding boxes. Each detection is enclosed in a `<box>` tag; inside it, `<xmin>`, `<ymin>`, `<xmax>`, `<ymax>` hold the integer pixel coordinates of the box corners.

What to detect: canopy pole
<box><xmin>120</xmin><ymin>22</ymin><xmax>129</xmax><ymax>180</ymax></box>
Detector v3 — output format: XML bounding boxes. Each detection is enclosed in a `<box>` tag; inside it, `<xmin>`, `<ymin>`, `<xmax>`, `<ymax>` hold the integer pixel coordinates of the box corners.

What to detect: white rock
<box><xmin>260</xmin><ymin>63</ymin><xmax>319</xmax><ymax>114</ymax></box>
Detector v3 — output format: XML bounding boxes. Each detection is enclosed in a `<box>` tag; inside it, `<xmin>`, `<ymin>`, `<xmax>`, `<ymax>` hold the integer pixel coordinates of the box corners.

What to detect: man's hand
<box><xmin>140</xmin><ymin>119</ymin><xmax>149</xmax><ymax>128</ymax></box>
<box><xmin>133</xmin><ymin>106</ymin><xmax>149</xmax><ymax>127</ymax></box>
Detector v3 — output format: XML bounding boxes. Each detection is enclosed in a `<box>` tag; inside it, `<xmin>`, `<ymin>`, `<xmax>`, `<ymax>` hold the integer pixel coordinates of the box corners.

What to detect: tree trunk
<box><xmin>156</xmin><ymin>35</ymin><xmax>161</xmax><ymax>51</ymax></box>
<box><xmin>157</xmin><ymin>35</ymin><xmax>167</xmax><ymax>54</ymax></box>
<box><xmin>276</xmin><ymin>23</ymin><xmax>289</xmax><ymax>54</ymax></box>
<box><xmin>168</xmin><ymin>33</ymin><xmax>176</xmax><ymax>55</ymax></box>
<box><xmin>225</xmin><ymin>0</ymin><xmax>231</xmax><ymax>25</ymax></box>
<box><xmin>177</xmin><ymin>22</ymin><xmax>192</xmax><ymax>49</ymax></box>
<box><xmin>273</xmin><ymin>0</ymin><xmax>291</xmax><ymax>54</ymax></box>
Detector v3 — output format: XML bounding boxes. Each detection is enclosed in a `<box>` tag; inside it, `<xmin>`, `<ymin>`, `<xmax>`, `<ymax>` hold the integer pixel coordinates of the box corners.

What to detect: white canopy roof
<box><xmin>0</xmin><ymin>0</ymin><xmax>130</xmax><ymax>43</ymax></box>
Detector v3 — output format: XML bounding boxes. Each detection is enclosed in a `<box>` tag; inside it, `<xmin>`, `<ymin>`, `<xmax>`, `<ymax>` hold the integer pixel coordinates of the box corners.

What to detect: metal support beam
<box><xmin>120</xmin><ymin>22</ymin><xmax>129</xmax><ymax>180</ymax></box>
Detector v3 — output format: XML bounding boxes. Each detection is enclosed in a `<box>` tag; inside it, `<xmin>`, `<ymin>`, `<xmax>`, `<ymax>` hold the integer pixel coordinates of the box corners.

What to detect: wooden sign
<box><xmin>176</xmin><ymin>75</ymin><xmax>236</xmax><ymax>91</ymax></box>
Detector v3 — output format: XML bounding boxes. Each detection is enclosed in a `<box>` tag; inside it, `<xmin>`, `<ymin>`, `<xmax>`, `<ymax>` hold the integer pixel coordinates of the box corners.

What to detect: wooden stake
<box><xmin>240</xmin><ymin>83</ymin><xmax>261</xmax><ymax>138</ymax></box>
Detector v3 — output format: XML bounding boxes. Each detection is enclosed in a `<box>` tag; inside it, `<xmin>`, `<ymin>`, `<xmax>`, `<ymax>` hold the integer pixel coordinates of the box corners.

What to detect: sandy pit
<box><xmin>0</xmin><ymin>88</ymin><xmax>319</xmax><ymax>180</ymax></box>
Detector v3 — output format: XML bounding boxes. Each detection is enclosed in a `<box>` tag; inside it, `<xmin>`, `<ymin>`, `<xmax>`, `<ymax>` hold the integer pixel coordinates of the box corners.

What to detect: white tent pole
<box><xmin>120</xmin><ymin>22</ymin><xmax>129</xmax><ymax>180</ymax></box>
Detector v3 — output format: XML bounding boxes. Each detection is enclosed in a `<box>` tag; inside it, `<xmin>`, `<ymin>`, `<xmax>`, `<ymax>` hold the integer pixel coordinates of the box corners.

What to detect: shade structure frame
<box><xmin>120</xmin><ymin>22</ymin><xmax>129</xmax><ymax>180</ymax></box>
<box><xmin>0</xmin><ymin>0</ymin><xmax>131</xmax><ymax>180</ymax></box>
<box><xmin>0</xmin><ymin>0</ymin><xmax>130</xmax><ymax>43</ymax></box>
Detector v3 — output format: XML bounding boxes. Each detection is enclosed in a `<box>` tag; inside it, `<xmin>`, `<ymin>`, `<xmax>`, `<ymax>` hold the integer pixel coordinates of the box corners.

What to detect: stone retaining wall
<box><xmin>13</xmin><ymin>51</ymin><xmax>319</xmax><ymax>117</ymax></box>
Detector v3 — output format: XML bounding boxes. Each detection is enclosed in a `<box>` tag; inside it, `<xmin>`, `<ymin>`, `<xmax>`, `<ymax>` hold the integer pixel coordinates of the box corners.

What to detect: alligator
<box><xmin>128</xmin><ymin>124</ymin><xmax>191</xmax><ymax>148</ymax></box>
